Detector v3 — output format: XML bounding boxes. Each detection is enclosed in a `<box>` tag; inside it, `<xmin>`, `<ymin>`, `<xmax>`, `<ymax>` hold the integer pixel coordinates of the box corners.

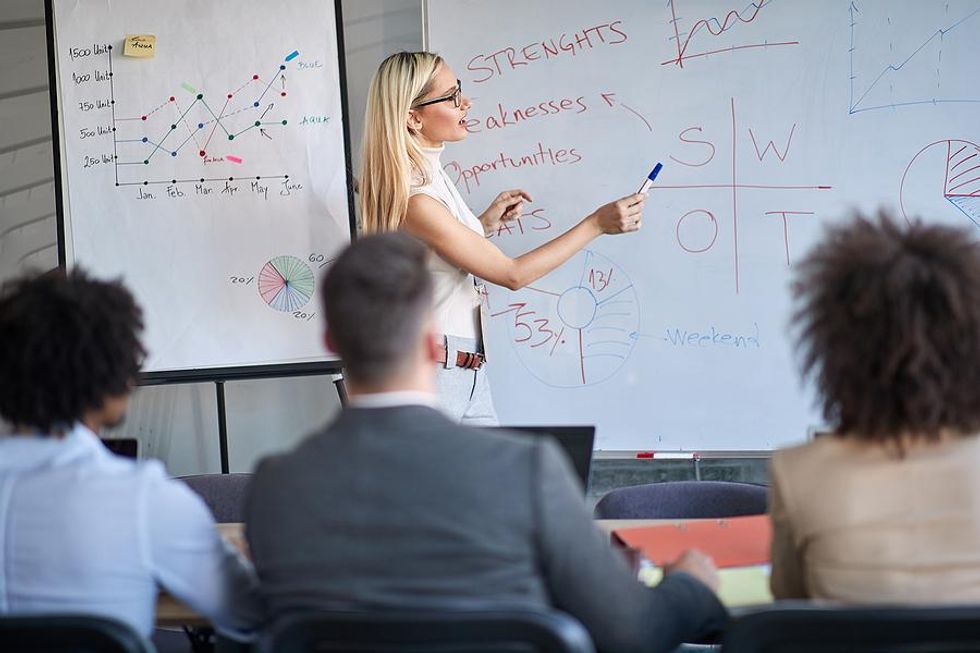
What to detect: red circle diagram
<box><xmin>676</xmin><ymin>209</ymin><xmax>719</xmax><ymax>253</ymax></box>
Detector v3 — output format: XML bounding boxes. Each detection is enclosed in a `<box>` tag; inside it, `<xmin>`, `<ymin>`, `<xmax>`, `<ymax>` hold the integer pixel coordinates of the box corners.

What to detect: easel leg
<box><xmin>331</xmin><ymin>372</ymin><xmax>347</xmax><ymax>406</ymax></box>
<box><xmin>215</xmin><ymin>381</ymin><xmax>230</xmax><ymax>474</ymax></box>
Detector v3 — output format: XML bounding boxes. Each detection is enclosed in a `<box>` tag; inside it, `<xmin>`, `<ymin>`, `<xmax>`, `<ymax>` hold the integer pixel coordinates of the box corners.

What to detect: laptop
<box><xmin>490</xmin><ymin>426</ymin><xmax>596</xmax><ymax>492</ymax></box>
<box><xmin>100</xmin><ymin>437</ymin><xmax>139</xmax><ymax>459</ymax></box>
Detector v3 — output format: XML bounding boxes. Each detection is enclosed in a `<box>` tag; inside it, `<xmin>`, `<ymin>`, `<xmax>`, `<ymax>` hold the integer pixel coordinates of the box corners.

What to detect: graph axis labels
<box><xmin>258</xmin><ymin>255</ymin><xmax>315</xmax><ymax>312</ymax></box>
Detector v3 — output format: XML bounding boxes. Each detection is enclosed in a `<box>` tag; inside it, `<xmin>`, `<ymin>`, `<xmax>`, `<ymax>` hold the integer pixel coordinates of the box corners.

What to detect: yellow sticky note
<box><xmin>123</xmin><ymin>34</ymin><xmax>156</xmax><ymax>58</ymax></box>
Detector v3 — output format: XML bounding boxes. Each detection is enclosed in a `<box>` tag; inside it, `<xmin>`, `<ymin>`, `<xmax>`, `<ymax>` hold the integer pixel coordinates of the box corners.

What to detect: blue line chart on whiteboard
<box><xmin>848</xmin><ymin>1</ymin><xmax>980</xmax><ymax>115</ymax></box>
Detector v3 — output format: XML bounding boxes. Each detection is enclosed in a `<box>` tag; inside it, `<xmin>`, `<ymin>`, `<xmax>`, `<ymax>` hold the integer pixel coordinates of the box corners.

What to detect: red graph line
<box><xmin>204</xmin><ymin>96</ymin><xmax>231</xmax><ymax>151</ymax></box>
<box><xmin>661</xmin><ymin>41</ymin><xmax>799</xmax><ymax>66</ymax></box>
<box><xmin>578</xmin><ymin>328</ymin><xmax>586</xmax><ymax>385</ymax></box>
<box><xmin>952</xmin><ymin>144</ymin><xmax>968</xmax><ymax>160</ymax></box>
<box><xmin>172</xmin><ymin>99</ymin><xmax>203</xmax><ymax>150</ymax></box>
<box><xmin>664</xmin><ymin>0</ymin><xmax>794</xmax><ymax>67</ymax></box>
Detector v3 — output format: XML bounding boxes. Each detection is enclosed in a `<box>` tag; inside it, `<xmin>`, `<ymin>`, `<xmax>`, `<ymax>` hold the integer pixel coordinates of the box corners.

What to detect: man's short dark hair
<box><xmin>0</xmin><ymin>269</ymin><xmax>146</xmax><ymax>433</ymax></box>
<box><xmin>320</xmin><ymin>233</ymin><xmax>433</xmax><ymax>385</ymax></box>
<box><xmin>794</xmin><ymin>211</ymin><xmax>980</xmax><ymax>441</ymax></box>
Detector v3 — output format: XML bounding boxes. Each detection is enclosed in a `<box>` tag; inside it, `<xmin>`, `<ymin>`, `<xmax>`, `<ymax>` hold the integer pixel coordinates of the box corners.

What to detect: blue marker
<box><xmin>637</xmin><ymin>162</ymin><xmax>663</xmax><ymax>194</ymax></box>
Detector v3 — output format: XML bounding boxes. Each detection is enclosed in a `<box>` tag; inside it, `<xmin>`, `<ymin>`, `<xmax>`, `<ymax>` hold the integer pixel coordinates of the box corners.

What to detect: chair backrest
<box><xmin>178</xmin><ymin>473</ymin><xmax>251</xmax><ymax>523</ymax></box>
<box><xmin>259</xmin><ymin>610</ymin><xmax>595</xmax><ymax>653</ymax></box>
<box><xmin>593</xmin><ymin>480</ymin><xmax>768</xmax><ymax>519</ymax></box>
<box><xmin>0</xmin><ymin>615</ymin><xmax>154</xmax><ymax>653</ymax></box>
<box><xmin>722</xmin><ymin>604</ymin><xmax>980</xmax><ymax>652</ymax></box>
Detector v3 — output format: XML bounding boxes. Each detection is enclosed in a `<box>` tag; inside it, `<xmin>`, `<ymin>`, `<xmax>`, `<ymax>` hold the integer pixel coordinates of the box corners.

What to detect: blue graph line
<box><xmin>115</xmin><ymin>51</ymin><xmax>296</xmax><ymax>167</ymax></box>
<box><xmin>854</xmin><ymin>98</ymin><xmax>980</xmax><ymax>113</ymax></box>
<box><xmin>255</xmin><ymin>63</ymin><xmax>287</xmax><ymax>105</ymax></box>
<box><xmin>849</xmin><ymin>3</ymin><xmax>980</xmax><ymax>115</ymax></box>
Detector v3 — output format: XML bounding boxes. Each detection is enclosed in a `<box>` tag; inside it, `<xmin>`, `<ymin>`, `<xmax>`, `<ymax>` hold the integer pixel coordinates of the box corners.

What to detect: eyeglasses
<box><xmin>412</xmin><ymin>80</ymin><xmax>462</xmax><ymax>109</ymax></box>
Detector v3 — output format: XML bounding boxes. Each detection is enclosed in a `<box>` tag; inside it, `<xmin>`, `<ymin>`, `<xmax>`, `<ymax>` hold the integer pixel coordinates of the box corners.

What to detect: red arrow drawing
<box><xmin>600</xmin><ymin>92</ymin><xmax>653</xmax><ymax>132</ymax></box>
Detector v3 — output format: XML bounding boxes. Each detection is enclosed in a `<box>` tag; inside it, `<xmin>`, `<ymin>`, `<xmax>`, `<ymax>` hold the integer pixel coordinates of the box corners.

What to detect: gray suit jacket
<box><xmin>245</xmin><ymin>405</ymin><xmax>727</xmax><ymax>653</ymax></box>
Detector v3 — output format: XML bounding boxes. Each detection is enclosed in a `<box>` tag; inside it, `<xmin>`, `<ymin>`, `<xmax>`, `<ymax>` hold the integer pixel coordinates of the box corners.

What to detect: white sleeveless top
<box><xmin>410</xmin><ymin>146</ymin><xmax>483</xmax><ymax>340</ymax></box>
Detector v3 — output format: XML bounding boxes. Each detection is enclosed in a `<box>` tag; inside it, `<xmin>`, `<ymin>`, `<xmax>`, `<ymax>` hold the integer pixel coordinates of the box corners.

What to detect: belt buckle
<box><xmin>457</xmin><ymin>351</ymin><xmax>485</xmax><ymax>370</ymax></box>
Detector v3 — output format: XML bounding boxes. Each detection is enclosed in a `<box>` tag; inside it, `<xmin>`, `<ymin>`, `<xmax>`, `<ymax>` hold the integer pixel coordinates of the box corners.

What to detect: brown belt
<box><xmin>436</xmin><ymin>346</ymin><xmax>485</xmax><ymax>370</ymax></box>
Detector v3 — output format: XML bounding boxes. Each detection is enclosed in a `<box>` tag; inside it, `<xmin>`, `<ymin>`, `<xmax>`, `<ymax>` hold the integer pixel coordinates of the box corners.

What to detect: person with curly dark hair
<box><xmin>0</xmin><ymin>270</ymin><xmax>261</xmax><ymax>640</ymax></box>
<box><xmin>770</xmin><ymin>212</ymin><xmax>980</xmax><ymax>602</ymax></box>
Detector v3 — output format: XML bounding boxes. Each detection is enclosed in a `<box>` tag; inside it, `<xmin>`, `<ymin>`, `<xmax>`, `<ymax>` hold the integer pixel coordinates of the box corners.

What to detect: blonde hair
<box><xmin>359</xmin><ymin>51</ymin><xmax>443</xmax><ymax>234</ymax></box>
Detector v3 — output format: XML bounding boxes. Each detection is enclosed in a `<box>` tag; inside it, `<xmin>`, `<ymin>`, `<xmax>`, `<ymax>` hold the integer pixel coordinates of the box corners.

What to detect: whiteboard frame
<box><xmin>44</xmin><ymin>0</ymin><xmax>357</xmax><ymax>385</ymax></box>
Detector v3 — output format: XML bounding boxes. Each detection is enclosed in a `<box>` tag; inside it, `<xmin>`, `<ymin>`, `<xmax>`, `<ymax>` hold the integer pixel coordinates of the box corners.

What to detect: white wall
<box><xmin>0</xmin><ymin>0</ymin><xmax>58</xmax><ymax>280</ymax></box>
<box><xmin>0</xmin><ymin>0</ymin><xmax>423</xmax><ymax>475</ymax></box>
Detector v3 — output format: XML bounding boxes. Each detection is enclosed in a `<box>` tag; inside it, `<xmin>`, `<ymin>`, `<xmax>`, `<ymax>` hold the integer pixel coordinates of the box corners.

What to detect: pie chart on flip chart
<box><xmin>257</xmin><ymin>255</ymin><xmax>315</xmax><ymax>312</ymax></box>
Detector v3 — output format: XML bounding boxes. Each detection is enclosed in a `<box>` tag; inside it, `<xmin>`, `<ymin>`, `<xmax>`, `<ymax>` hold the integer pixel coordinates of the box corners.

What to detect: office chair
<box><xmin>594</xmin><ymin>480</ymin><xmax>768</xmax><ymax>519</ymax></box>
<box><xmin>722</xmin><ymin>604</ymin><xmax>980</xmax><ymax>652</ymax></box>
<box><xmin>259</xmin><ymin>610</ymin><xmax>595</xmax><ymax>653</ymax></box>
<box><xmin>0</xmin><ymin>615</ymin><xmax>154</xmax><ymax>653</ymax></box>
<box><xmin>178</xmin><ymin>473</ymin><xmax>251</xmax><ymax>523</ymax></box>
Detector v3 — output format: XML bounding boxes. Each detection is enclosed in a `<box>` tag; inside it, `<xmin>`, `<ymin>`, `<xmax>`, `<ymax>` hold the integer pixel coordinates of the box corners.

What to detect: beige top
<box><xmin>770</xmin><ymin>433</ymin><xmax>980</xmax><ymax>603</ymax></box>
<box><xmin>410</xmin><ymin>146</ymin><xmax>483</xmax><ymax>340</ymax></box>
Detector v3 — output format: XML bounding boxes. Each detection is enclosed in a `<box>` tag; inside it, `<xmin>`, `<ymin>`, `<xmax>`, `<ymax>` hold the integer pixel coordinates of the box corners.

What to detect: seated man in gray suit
<box><xmin>245</xmin><ymin>233</ymin><xmax>727</xmax><ymax>653</ymax></box>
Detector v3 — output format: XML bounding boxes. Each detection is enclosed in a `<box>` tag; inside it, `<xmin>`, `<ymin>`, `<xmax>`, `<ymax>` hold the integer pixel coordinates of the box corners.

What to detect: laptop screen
<box><xmin>489</xmin><ymin>426</ymin><xmax>596</xmax><ymax>492</ymax></box>
<box><xmin>100</xmin><ymin>438</ymin><xmax>139</xmax><ymax>459</ymax></box>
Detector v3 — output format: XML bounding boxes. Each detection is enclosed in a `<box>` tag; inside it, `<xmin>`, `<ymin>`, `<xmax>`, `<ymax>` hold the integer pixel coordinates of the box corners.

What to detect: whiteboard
<box><xmin>428</xmin><ymin>0</ymin><xmax>980</xmax><ymax>450</ymax></box>
<box><xmin>47</xmin><ymin>0</ymin><xmax>354</xmax><ymax>379</ymax></box>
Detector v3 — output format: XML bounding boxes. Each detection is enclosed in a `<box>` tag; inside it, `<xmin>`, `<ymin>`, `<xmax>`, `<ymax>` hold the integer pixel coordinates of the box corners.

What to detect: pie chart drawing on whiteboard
<box><xmin>900</xmin><ymin>139</ymin><xmax>980</xmax><ymax>228</ymax></box>
<box><xmin>258</xmin><ymin>255</ymin><xmax>315</xmax><ymax>312</ymax></box>
<box><xmin>490</xmin><ymin>250</ymin><xmax>640</xmax><ymax>388</ymax></box>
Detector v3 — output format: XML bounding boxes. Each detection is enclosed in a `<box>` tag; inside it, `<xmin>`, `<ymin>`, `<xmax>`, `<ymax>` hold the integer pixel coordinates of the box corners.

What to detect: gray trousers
<box><xmin>435</xmin><ymin>335</ymin><xmax>499</xmax><ymax>426</ymax></box>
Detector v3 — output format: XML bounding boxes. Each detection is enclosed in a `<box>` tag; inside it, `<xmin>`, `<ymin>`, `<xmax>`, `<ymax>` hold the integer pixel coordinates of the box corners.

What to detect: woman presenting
<box><xmin>360</xmin><ymin>51</ymin><xmax>645</xmax><ymax>425</ymax></box>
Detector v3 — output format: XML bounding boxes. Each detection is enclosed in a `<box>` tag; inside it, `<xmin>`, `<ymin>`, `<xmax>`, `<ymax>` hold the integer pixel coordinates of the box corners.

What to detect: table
<box><xmin>156</xmin><ymin>519</ymin><xmax>771</xmax><ymax>626</ymax></box>
<box><xmin>155</xmin><ymin>523</ymin><xmax>245</xmax><ymax>628</ymax></box>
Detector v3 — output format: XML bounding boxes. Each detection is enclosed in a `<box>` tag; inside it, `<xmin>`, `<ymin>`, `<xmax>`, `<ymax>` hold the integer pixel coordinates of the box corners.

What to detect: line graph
<box><xmin>848</xmin><ymin>2</ymin><xmax>980</xmax><ymax>115</ymax></box>
<box><xmin>109</xmin><ymin>47</ymin><xmax>298</xmax><ymax>186</ymax></box>
<box><xmin>663</xmin><ymin>0</ymin><xmax>798</xmax><ymax>68</ymax></box>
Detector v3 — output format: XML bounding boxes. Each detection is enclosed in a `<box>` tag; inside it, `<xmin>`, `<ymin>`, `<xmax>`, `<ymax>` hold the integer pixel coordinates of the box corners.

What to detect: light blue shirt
<box><xmin>0</xmin><ymin>424</ymin><xmax>261</xmax><ymax>638</ymax></box>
